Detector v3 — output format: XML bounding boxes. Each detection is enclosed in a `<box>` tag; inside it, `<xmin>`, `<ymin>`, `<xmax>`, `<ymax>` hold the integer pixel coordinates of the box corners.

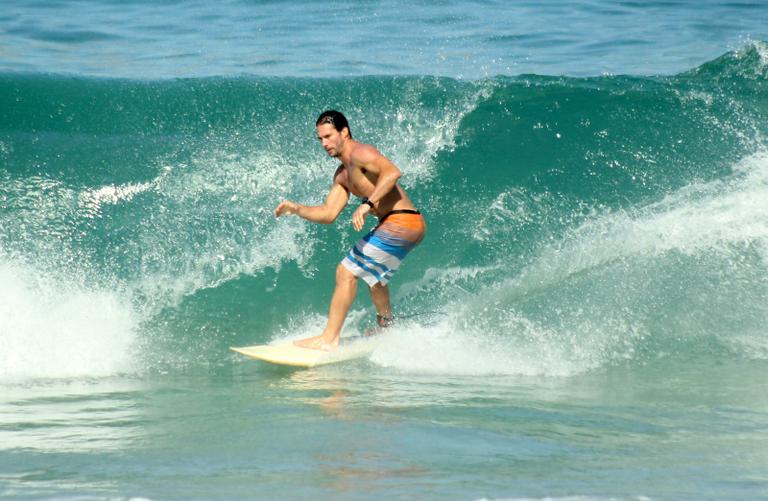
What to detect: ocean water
<box><xmin>2</xmin><ymin>1</ymin><xmax>768</xmax><ymax>499</ymax></box>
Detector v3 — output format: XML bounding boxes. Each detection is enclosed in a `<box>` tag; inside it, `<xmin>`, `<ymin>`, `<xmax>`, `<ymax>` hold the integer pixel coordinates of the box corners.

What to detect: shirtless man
<box><xmin>274</xmin><ymin>110</ymin><xmax>426</xmax><ymax>351</ymax></box>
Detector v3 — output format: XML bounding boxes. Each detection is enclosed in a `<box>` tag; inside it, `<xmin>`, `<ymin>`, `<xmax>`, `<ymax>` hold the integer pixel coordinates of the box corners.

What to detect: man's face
<box><xmin>316</xmin><ymin>123</ymin><xmax>346</xmax><ymax>158</ymax></box>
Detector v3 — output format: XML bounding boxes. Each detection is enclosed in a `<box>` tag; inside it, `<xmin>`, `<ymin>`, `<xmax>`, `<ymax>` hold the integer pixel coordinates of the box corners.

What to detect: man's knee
<box><xmin>336</xmin><ymin>263</ymin><xmax>356</xmax><ymax>284</ymax></box>
<box><xmin>369</xmin><ymin>282</ymin><xmax>388</xmax><ymax>294</ymax></box>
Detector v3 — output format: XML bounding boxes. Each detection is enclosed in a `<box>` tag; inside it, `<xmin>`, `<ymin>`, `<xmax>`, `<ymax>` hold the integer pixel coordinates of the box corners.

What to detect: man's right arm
<box><xmin>274</xmin><ymin>179</ymin><xmax>349</xmax><ymax>225</ymax></box>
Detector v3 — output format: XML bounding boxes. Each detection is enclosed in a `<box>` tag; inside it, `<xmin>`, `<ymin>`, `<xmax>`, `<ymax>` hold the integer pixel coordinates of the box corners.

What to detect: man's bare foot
<box><xmin>294</xmin><ymin>335</ymin><xmax>338</xmax><ymax>351</ymax></box>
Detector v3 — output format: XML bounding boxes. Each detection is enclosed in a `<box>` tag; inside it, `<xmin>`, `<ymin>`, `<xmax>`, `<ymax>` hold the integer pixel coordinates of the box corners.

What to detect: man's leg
<box><xmin>295</xmin><ymin>264</ymin><xmax>357</xmax><ymax>350</ymax></box>
<box><xmin>322</xmin><ymin>264</ymin><xmax>358</xmax><ymax>342</ymax></box>
<box><xmin>369</xmin><ymin>283</ymin><xmax>394</xmax><ymax>329</ymax></box>
<box><xmin>369</xmin><ymin>283</ymin><xmax>392</xmax><ymax>319</ymax></box>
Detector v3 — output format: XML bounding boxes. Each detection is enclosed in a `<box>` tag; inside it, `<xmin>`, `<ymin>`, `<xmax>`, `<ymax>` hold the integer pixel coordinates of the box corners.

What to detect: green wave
<box><xmin>2</xmin><ymin>43</ymin><xmax>767</xmax><ymax>375</ymax></box>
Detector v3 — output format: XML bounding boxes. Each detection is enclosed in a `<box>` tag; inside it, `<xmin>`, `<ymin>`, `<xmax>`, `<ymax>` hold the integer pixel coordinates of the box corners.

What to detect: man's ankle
<box><xmin>376</xmin><ymin>314</ymin><xmax>394</xmax><ymax>328</ymax></box>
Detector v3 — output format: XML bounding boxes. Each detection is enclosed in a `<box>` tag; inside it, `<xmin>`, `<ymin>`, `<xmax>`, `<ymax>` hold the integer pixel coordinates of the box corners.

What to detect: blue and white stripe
<box><xmin>342</xmin><ymin>232</ymin><xmax>402</xmax><ymax>286</ymax></box>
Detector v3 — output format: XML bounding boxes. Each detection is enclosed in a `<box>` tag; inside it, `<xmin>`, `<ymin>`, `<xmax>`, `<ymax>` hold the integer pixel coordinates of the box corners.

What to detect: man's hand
<box><xmin>275</xmin><ymin>200</ymin><xmax>299</xmax><ymax>218</ymax></box>
<box><xmin>352</xmin><ymin>203</ymin><xmax>371</xmax><ymax>231</ymax></box>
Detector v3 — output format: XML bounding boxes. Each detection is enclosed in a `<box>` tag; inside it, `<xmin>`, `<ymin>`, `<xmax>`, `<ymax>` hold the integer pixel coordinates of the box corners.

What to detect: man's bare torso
<box><xmin>334</xmin><ymin>145</ymin><xmax>417</xmax><ymax>218</ymax></box>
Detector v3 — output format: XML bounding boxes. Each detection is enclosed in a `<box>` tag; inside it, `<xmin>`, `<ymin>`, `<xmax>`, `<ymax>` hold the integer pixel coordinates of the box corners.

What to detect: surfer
<box><xmin>274</xmin><ymin>110</ymin><xmax>426</xmax><ymax>351</ymax></box>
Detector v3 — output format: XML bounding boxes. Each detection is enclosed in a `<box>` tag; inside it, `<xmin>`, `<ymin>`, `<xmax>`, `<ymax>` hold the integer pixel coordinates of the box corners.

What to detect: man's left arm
<box><xmin>351</xmin><ymin>152</ymin><xmax>401</xmax><ymax>231</ymax></box>
<box><xmin>365</xmin><ymin>155</ymin><xmax>402</xmax><ymax>206</ymax></box>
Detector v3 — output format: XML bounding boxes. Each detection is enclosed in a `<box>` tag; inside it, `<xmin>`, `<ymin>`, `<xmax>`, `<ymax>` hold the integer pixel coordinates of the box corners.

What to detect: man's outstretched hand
<box><xmin>274</xmin><ymin>200</ymin><xmax>298</xmax><ymax>217</ymax></box>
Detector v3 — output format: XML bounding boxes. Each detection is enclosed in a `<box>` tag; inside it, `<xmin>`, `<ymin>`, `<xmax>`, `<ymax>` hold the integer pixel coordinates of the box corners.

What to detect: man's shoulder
<box><xmin>349</xmin><ymin>142</ymin><xmax>383</xmax><ymax>164</ymax></box>
<box><xmin>333</xmin><ymin>164</ymin><xmax>350</xmax><ymax>191</ymax></box>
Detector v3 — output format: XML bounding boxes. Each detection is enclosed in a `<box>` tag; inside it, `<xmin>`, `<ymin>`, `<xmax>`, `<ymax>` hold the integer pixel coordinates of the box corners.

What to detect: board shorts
<box><xmin>341</xmin><ymin>209</ymin><xmax>426</xmax><ymax>287</ymax></box>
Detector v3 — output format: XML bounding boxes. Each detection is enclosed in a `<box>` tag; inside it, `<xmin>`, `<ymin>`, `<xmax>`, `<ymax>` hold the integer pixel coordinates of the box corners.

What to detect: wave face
<box><xmin>2</xmin><ymin>43</ymin><xmax>767</xmax><ymax>378</ymax></box>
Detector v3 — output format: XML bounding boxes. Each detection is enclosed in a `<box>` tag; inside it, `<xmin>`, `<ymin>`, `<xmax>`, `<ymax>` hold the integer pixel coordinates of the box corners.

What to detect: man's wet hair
<box><xmin>316</xmin><ymin>110</ymin><xmax>352</xmax><ymax>139</ymax></box>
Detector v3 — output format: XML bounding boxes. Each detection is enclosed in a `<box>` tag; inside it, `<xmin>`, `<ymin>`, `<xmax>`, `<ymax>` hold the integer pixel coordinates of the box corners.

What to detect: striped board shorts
<box><xmin>341</xmin><ymin>209</ymin><xmax>426</xmax><ymax>286</ymax></box>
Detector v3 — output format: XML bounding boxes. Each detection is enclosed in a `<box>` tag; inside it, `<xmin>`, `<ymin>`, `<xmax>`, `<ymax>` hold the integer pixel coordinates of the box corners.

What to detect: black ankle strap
<box><xmin>376</xmin><ymin>314</ymin><xmax>395</xmax><ymax>328</ymax></box>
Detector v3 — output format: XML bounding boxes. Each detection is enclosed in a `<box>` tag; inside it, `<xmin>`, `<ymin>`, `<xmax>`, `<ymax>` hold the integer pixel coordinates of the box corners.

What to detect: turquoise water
<box><xmin>2</xmin><ymin>0</ymin><xmax>767</xmax><ymax>78</ymax></box>
<box><xmin>2</xmin><ymin>1</ymin><xmax>768</xmax><ymax>499</ymax></box>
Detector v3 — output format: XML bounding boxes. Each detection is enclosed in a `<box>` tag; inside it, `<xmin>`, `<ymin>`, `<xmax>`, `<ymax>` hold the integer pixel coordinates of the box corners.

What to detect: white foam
<box><xmin>0</xmin><ymin>261</ymin><xmax>138</xmax><ymax>381</ymax></box>
<box><xmin>517</xmin><ymin>151</ymin><xmax>768</xmax><ymax>289</ymax></box>
<box><xmin>369</xmin><ymin>314</ymin><xmax>591</xmax><ymax>377</ymax></box>
<box><xmin>374</xmin><ymin>152</ymin><xmax>768</xmax><ymax>376</ymax></box>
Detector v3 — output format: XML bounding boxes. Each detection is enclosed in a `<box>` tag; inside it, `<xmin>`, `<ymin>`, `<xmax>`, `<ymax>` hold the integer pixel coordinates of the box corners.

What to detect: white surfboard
<box><xmin>230</xmin><ymin>334</ymin><xmax>386</xmax><ymax>368</ymax></box>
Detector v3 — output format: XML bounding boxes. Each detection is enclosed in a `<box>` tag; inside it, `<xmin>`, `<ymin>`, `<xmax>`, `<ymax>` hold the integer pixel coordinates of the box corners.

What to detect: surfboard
<box><xmin>230</xmin><ymin>334</ymin><xmax>386</xmax><ymax>368</ymax></box>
